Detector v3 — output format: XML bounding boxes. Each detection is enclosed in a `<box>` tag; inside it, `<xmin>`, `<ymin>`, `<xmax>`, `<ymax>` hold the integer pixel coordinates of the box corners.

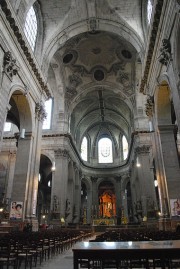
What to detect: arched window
<box><xmin>98</xmin><ymin>137</ymin><xmax>113</xmax><ymax>163</ymax></box>
<box><xmin>147</xmin><ymin>0</ymin><xmax>153</xmax><ymax>24</ymax></box>
<box><xmin>43</xmin><ymin>98</ymin><xmax>52</xmax><ymax>130</ymax></box>
<box><xmin>81</xmin><ymin>136</ymin><xmax>88</xmax><ymax>161</ymax></box>
<box><xmin>122</xmin><ymin>135</ymin><xmax>128</xmax><ymax>160</ymax></box>
<box><xmin>24</xmin><ymin>6</ymin><xmax>37</xmax><ymax>51</ymax></box>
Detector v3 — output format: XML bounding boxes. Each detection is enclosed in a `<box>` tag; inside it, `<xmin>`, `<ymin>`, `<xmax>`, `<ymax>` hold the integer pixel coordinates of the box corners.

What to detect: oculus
<box><xmin>94</xmin><ymin>69</ymin><xmax>105</xmax><ymax>81</ymax></box>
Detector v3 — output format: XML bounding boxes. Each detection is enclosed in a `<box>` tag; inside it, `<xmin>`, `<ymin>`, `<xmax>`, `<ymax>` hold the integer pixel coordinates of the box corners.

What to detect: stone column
<box><xmin>158</xmin><ymin>125</ymin><xmax>180</xmax><ymax>201</ymax></box>
<box><xmin>50</xmin><ymin>148</ymin><xmax>69</xmax><ymax>224</ymax></box>
<box><xmin>24</xmin><ymin>102</ymin><xmax>44</xmax><ymax>231</ymax></box>
<box><xmin>73</xmin><ymin>168</ymin><xmax>81</xmax><ymax>224</ymax></box>
<box><xmin>91</xmin><ymin>177</ymin><xmax>98</xmax><ymax>218</ymax></box>
<box><xmin>11</xmin><ymin>132</ymin><xmax>33</xmax><ymax>220</ymax></box>
<box><xmin>115</xmin><ymin>176</ymin><xmax>121</xmax><ymax>224</ymax></box>
<box><xmin>6</xmin><ymin>152</ymin><xmax>16</xmax><ymax>201</ymax></box>
<box><xmin>135</xmin><ymin>145</ymin><xmax>157</xmax><ymax>218</ymax></box>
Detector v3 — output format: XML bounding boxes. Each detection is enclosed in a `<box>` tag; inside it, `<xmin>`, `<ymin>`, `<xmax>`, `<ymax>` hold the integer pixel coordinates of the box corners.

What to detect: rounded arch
<box><xmin>38</xmin><ymin>154</ymin><xmax>53</xmax><ymax>224</ymax></box>
<box><xmin>98</xmin><ymin>179</ymin><xmax>116</xmax><ymax>218</ymax></box>
<box><xmin>42</xmin><ymin>22</ymin><xmax>144</xmax><ymax>77</ymax></box>
<box><xmin>7</xmin><ymin>87</ymin><xmax>33</xmax><ymax>133</ymax></box>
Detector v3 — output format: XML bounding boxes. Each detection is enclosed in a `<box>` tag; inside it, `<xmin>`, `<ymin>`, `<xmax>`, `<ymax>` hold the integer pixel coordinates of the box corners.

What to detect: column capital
<box><xmin>135</xmin><ymin>145</ymin><xmax>150</xmax><ymax>154</ymax></box>
<box><xmin>91</xmin><ymin>176</ymin><xmax>98</xmax><ymax>183</ymax></box>
<box><xmin>54</xmin><ymin>148</ymin><xmax>69</xmax><ymax>158</ymax></box>
<box><xmin>35</xmin><ymin>102</ymin><xmax>47</xmax><ymax>122</ymax></box>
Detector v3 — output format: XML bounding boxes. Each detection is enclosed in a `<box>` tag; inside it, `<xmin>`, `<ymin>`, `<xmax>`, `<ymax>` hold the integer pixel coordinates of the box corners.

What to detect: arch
<box><xmin>42</xmin><ymin>22</ymin><xmax>144</xmax><ymax>76</ymax></box>
<box><xmin>38</xmin><ymin>154</ymin><xmax>53</xmax><ymax>224</ymax></box>
<box><xmin>98</xmin><ymin>180</ymin><xmax>116</xmax><ymax>218</ymax></box>
<box><xmin>6</xmin><ymin>87</ymin><xmax>33</xmax><ymax>133</ymax></box>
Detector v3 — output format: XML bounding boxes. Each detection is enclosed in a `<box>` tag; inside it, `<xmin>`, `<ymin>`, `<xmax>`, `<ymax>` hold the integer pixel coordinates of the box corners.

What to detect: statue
<box><xmin>65</xmin><ymin>199</ymin><xmax>71</xmax><ymax>219</ymax></box>
<box><xmin>53</xmin><ymin>195</ymin><xmax>59</xmax><ymax>212</ymax></box>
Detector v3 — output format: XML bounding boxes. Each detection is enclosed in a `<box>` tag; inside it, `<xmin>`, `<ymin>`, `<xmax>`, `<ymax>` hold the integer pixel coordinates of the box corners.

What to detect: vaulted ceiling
<box><xmin>42</xmin><ymin>0</ymin><xmax>145</xmax><ymax>153</ymax></box>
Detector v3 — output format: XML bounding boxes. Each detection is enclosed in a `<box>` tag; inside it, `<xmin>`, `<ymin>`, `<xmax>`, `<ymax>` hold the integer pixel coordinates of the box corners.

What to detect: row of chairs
<box><xmin>0</xmin><ymin>228</ymin><xmax>92</xmax><ymax>268</ymax></box>
<box><xmin>85</xmin><ymin>229</ymin><xmax>180</xmax><ymax>268</ymax></box>
<box><xmin>91</xmin><ymin>229</ymin><xmax>180</xmax><ymax>242</ymax></box>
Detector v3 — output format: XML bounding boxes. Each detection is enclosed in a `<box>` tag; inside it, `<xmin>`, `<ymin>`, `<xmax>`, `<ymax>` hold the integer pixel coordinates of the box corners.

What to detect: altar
<box><xmin>92</xmin><ymin>218</ymin><xmax>115</xmax><ymax>226</ymax></box>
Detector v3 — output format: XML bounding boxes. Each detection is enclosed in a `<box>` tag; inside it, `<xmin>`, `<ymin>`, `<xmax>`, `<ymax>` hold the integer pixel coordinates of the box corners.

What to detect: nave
<box><xmin>35</xmin><ymin>234</ymin><xmax>97</xmax><ymax>269</ymax></box>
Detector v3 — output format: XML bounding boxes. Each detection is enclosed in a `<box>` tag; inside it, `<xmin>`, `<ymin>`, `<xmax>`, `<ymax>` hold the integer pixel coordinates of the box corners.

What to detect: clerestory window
<box><xmin>81</xmin><ymin>136</ymin><xmax>88</xmax><ymax>161</ymax></box>
<box><xmin>42</xmin><ymin>98</ymin><xmax>52</xmax><ymax>130</ymax></box>
<box><xmin>24</xmin><ymin>6</ymin><xmax>37</xmax><ymax>51</ymax></box>
<box><xmin>98</xmin><ymin>137</ymin><xmax>113</xmax><ymax>163</ymax></box>
<box><xmin>122</xmin><ymin>135</ymin><xmax>128</xmax><ymax>160</ymax></box>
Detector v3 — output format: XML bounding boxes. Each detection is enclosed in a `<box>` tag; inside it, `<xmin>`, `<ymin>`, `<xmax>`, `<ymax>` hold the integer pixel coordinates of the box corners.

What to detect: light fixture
<box><xmin>51</xmin><ymin>161</ymin><xmax>56</xmax><ymax>171</ymax></box>
<box><xmin>42</xmin><ymin>215</ymin><xmax>46</xmax><ymax>219</ymax></box>
<box><xmin>0</xmin><ymin>208</ymin><xmax>3</xmax><ymax>212</ymax></box>
<box><xmin>136</xmin><ymin>157</ymin><xmax>141</xmax><ymax>167</ymax></box>
<box><xmin>154</xmin><ymin>180</ymin><xmax>158</xmax><ymax>187</ymax></box>
<box><xmin>61</xmin><ymin>217</ymin><xmax>65</xmax><ymax>223</ymax></box>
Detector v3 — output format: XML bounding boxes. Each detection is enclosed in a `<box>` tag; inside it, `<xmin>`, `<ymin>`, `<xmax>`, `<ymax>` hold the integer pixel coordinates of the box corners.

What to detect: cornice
<box><xmin>0</xmin><ymin>0</ymin><xmax>51</xmax><ymax>98</ymax></box>
<box><xmin>139</xmin><ymin>0</ymin><xmax>164</xmax><ymax>94</ymax></box>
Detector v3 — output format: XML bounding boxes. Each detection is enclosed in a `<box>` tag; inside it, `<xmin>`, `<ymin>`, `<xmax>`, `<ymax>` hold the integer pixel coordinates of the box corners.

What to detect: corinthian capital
<box><xmin>3</xmin><ymin>51</ymin><xmax>19</xmax><ymax>79</ymax></box>
<box><xmin>35</xmin><ymin>102</ymin><xmax>47</xmax><ymax>121</ymax></box>
<box><xmin>54</xmin><ymin>148</ymin><xmax>69</xmax><ymax>158</ymax></box>
<box><xmin>135</xmin><ymin>145</ymin><xmax>150</xmax><ymax>154</ymax></box>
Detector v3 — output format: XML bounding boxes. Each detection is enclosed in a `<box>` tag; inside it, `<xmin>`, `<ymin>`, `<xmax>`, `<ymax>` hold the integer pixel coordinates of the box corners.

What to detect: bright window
<box><xmin>147</xmin><ymin>0</ymin><xmax>153</xmax><ymax>24</ymax></box>
<box><xmin>24</xmin><ymin>6</ymin><xmax>37</xmax><ymax>51</ymax></box>
<box><xmin>81</xmin><ymin>136</ymin><xmax>88</xmax><ymax>161</ymax></box>
<box><xmin>98</xmin><ymin>137</ymin><xmax>113</xmax><ymax>163</ymax></box>
<box><xmin>4</xmin><ymin>122</ymin><xmax>11</xmax><ymax>132</ymax></box>
<box><xmin>122</xmin><ymin>135</ymin><xmax>128</xmax><ymax>160</ymax></box>
<box><xmin>43</xmin><ymin>99</ymin><xmax>52</xmax><ymax>130</ymax></box>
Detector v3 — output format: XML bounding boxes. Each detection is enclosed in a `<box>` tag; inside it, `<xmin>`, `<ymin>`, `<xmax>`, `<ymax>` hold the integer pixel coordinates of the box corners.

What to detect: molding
<box><xmin>0</xmin><ymin>0</ymin><xmax>51</xmax><ymax>98</ymax></box>
<box><xmin>139</xmin><ymin>0</ymin><xmax>164</xmax><ymax>93</ymax></box>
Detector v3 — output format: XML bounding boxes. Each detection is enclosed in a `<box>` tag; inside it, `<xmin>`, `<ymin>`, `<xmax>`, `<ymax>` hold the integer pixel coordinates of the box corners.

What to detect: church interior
<box><xmin>0</xmin><ymin>0</ymin><xmax>180</xmax><ymax>267</ymax></box>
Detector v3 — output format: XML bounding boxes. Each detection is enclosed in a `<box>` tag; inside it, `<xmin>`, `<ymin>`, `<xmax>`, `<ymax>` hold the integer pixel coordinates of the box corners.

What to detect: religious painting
<box><xmin>170</xmin><ymin>199</ymin><xmax>180</xmax><ymax>217</ymax></box>
<box><xmin>10</xmin><ymin>201</ymin><xmax>23</xmax><ymax>220</ymax></box>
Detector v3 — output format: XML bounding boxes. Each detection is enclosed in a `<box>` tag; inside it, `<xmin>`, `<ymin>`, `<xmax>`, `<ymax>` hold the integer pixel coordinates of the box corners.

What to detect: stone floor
<box><xmin>35</xmin><ymin>235</ymin><xmax>97</xmax><ymax>269</ymax></box>
<box><xmin>36</xmin><ymin>247</ymin><xmax>74</xmax><ymax>269</ymax></box>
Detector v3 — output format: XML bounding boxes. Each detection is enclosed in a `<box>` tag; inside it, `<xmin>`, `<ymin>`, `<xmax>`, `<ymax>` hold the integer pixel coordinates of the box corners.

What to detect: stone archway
<box><xmin>38</xmin><ymin>154</ymin><xmax>52</xmax><ymax>225</ymax></box>
<box><xmin>98</xmin><ymin>181</ymin><xmax>116</xmax><ymax>218</ymax></box>
<box><xmin>3</xmin><ymin>90</ymin><xmax>33</xmax><ymax>221</ymax></box>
